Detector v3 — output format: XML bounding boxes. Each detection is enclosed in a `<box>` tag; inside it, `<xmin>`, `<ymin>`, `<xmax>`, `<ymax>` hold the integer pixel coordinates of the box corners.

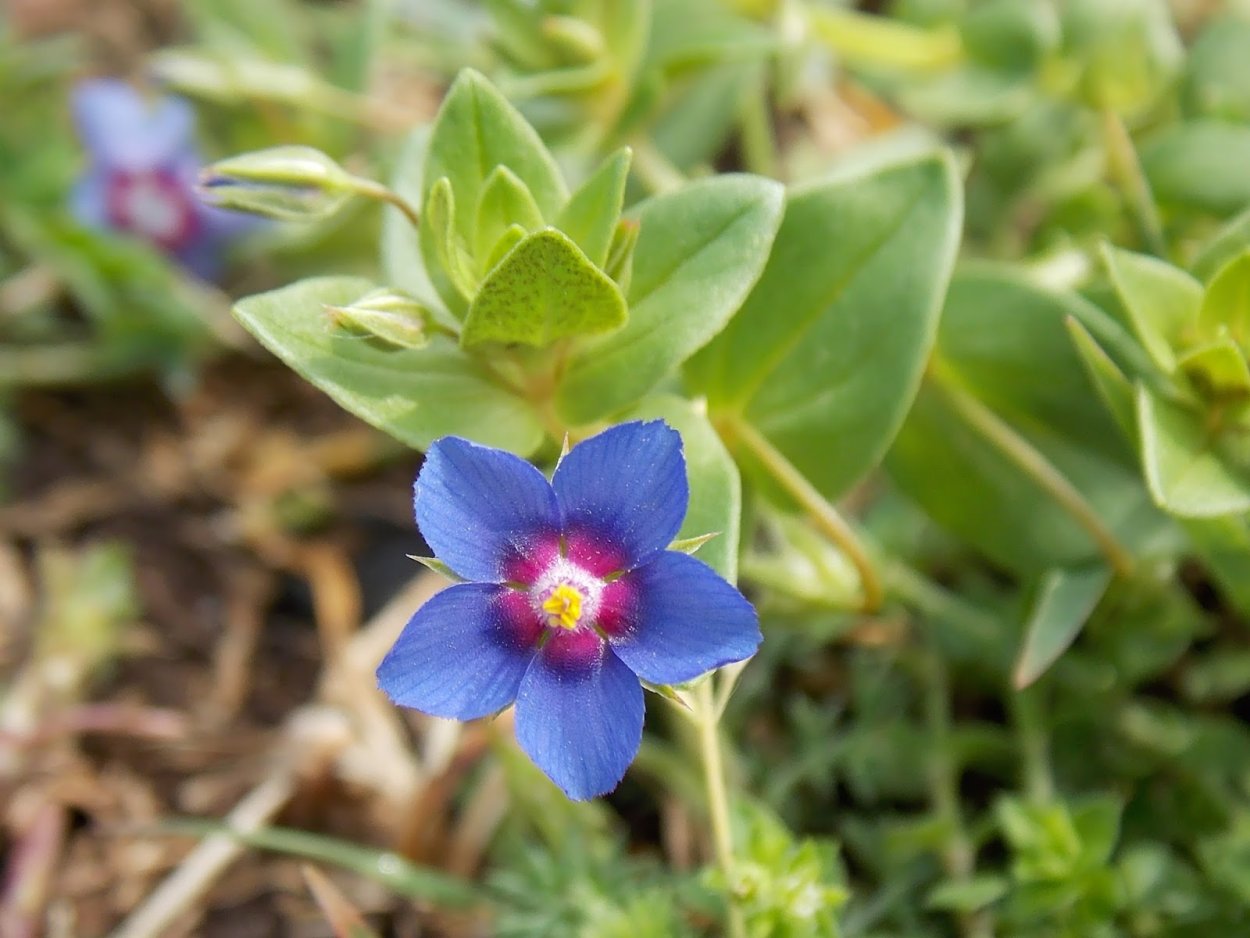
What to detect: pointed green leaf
<box><xmin>604</xmin><ymin>218</ymin><xmax>639</xmax><ymax>293</ymax></box>
<box><xmin>1137</xmin><ymin>383</ymin><xmax>1250</xmax><ymax>517</ymax></box>
<box><xmin>425</xmin><ymin>178</ymin><xmax>479</xmax><ymax>301</ymax></box>
<box><xmin>462</xmin><ymin>229</ymin><xmax>626</xmax><ymax>348</ymax></box>
<box><xmin>687</xmin><ymin>150</ymin><xmax>961</xmax><ymax>499</ymax></box>
<box><xmin>1066</xmin><ymin>316</ymin><xmax>1136</xmax><ymax>438</ymax></box>
<box><xmin>484</xmin><ymin>223</ymin><xmax>528</xmax><ymax>272</ymax></box>
<box><xmin>1014</xmin><ymin>565</ymin><xmax>1112</xmax><ymax>689</ymax></box>
<box><xmin>1102</xmin><ymin>244</ymin><xmax>1201</xmax><ymax>374</ymax></box>
<box><xmin>555</xmin><ymin>175</ymin><xmax>784</xmax><ymax>423</ymax></box>
<box><xmin>556</xmin><ymin>148</ymin><xmax>631</xmax><ymax>269</ymax></box>
<box><xmin>1199</xmin><ymin>251</ymin><xmax>1250</xmax><ymax>348</ymax></box>
<box><xmin>1178</xmin><ymin>336</ymin><xmax>1250</xmax><ymax>398</ymax></box>
<box><xmin>419</xmin><ymin>69</ymin><xmax>567</xmax><ymax>310</ymax></box>
<box><xmin>474</xmin><ymin>166</ymin><xmax>544</xmax><ymax>266</ymax></box>
<box><xmin>234</xmin><ymin>277</ymin><xmax>543</xmax><ymax>454</ymax></box>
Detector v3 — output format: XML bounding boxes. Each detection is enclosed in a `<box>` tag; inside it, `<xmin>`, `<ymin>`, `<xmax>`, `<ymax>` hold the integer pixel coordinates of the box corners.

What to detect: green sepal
<box><xmin>406</xmin><ymin>555</ymin><xmax>465</xmax><ymax>582</ymax></box>
<box><xmin>668</xmin><ymin>532</ymin><xmax>720</xmax><ymax>555</ymax></box>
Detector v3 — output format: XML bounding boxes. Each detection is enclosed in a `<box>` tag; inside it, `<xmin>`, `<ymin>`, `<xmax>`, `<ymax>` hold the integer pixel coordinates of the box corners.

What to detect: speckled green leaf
<box><xmin>462</xmin><ymin>229</ymin><xmax>626</xmax><ymax>348</ymax></box>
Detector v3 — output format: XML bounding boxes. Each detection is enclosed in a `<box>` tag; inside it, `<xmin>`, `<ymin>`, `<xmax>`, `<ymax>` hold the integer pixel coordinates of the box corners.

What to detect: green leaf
<box><xmin>625</xmin><ymin>395</ymin><xmax>741</xmax><ymax>581</ymax></box>
<box><xmin>556</xmin><ymin>148</ymin><xmax>631</xmax><ymax>269</ymax></box>
<box><xmin>1014</xmin><ymin>565</ymin><xmax>1112</xmax><ymax>689</ymax></box>
<box><xmin>474</xmin><ymin>165</ymin><xmax>544</xmax><ymax>267</ymax></box>
<box><xmin>687</xmin><ymin>150</ymin><xmax>961</xmax><ymax>500</ymax></box>
<box><xmin>420</xmin><ymin>69</ymin><xmax>566</xmax><ymax>308</ymax></box>
<box><xmin>1137</xmin><ymin>384</ymin><xmax>1250</xmax><ymax>517</ymax></box>
<box><xmin>925</xmin><ymin>875</ymin><xmax>1009</xmax><ymax>913</ymax></box>
<box><xmin>555</xmin><ymin>175</ymin><xmax>784</xmax><ymax>423</ymax></box>
<box><xmin>462</xmin><ymin>229</ymin><xmax>626</xmax><ymax>348</ymax></box>
<box><xmin>1102</xmin><ymin>244</ymin><xmax>1201</xmax><ymax>373</ymax></box>
<box><xmin>1183</xmin><ymin>15</ymin><xmax>1250</xmax><ymax>122</ymax></box>
<box><xmin>159</xmin><ymin>819</ymin><xmax>479</xmax><ymax>907</ymax></box>
<box><xmin>233</xmin><ymin>276</ymin><xmax>543</xmax><ymax>454</ymax></box>
<box><xmin>1142</xmin><ymin>121</ymin><xmax>1250</xmax><ymax>216</ymax></box>
<box><xmin>1199</xmin><ymin>250</ymin><xmax>1250</xmax><ymax>348</ymax></box>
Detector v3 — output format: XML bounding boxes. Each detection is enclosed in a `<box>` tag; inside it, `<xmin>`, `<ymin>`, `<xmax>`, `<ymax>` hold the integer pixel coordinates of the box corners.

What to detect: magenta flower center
<box><xmin>530</xmin><ymin>559</ymin><xmax>603</xmax><ymax>632</ymax></box>
<box><xmin>105</xmin><ymin>169</ymin><xmax>198</xmax><ymax>250</ymax></box>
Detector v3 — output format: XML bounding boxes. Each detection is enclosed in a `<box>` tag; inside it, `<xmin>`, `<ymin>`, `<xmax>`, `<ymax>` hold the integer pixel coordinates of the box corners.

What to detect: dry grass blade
<box><xmin>301</xmin><ymin>864</ymin><xmax>381</xmax><ymax>938</ymax></box>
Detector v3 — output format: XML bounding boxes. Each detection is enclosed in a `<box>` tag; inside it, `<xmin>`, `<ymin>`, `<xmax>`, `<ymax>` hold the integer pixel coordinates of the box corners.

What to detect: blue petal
<box><xmin>607</xmin><ymin>551</ymin><xmax>761</xmax><ymax>685</ymax></box>
<box><xmin>514</xmin><ymin>636</ymin><xmax>644</xmax><ymax>800</ymax></box>
<box><xmin>377</xmin><ymin>583</ymin><xmax>539</xmax><ymax>720</ymax></box>
<box><xmin>552</xmin><ymin>420</ymin><xmax>688</xmax><ymax>570</ymax></box>
<box><xmin>72</xmin><ymin>79</ymin><xmax>196</xmax><ymax>170</ymax></box>
<box><xmin>416</xmin><ymin>437</ymin><xmax>561</xmax><ymax>582</ymax></box>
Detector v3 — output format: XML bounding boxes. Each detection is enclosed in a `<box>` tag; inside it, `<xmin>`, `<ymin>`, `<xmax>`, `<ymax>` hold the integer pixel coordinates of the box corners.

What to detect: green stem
<box><xmin>631</xmin><ymin>140</ymin><xmax>686</xmax><ymax>195</ymax></box>
<box><xmin>1101</xmin><ymin>108</ymin><xmax>1167</xmax><ymax>259</ymax></box>
<box><xmin>920</xmin><ymin>647</ymin><xmax>995</xmax><ymax>938</ymax></box>
<box><xmin>694</xmin><ymin>679</ymin><xmax>746</xmax><ymax>938</ymax></box>
<box><xmin>1010</xmin><ymin>686</ymin><xmax>1055</xmax><ymax>804</ymax></box>
<box><xmin>724</xmin><ymin>416</ymin><xmax>883</xmax><ymax>612</ymax></box>
<box><xmin>932</xmin><ymin>369</ymin><xmax>1135</xmax><ymax>578</ymax></box>
<box><xmin>347</xmin><ymin>176</ymin><xmax>422</xmax><ymax>228</ymax></box>
<box><xmin>739</xmin><ymin>81</ymin><xmax>778</xmax><ymax>180</ymax></box>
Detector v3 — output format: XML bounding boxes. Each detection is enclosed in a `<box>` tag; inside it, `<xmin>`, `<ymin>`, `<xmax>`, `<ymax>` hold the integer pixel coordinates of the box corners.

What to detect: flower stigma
<box><xmin>531</xmin><ymin>558</ymin><xmax>603</xmax><ymax>632</ymax></box>
<box><xmin>542</xmin><ymin>584</ymin><xmax>583</xmax><ymax>629</ymax></box>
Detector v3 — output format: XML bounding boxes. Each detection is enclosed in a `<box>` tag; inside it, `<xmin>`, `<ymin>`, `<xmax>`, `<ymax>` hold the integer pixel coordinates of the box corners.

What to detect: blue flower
<box><xmin>70</xmin><ymin>79</ymin><xmax>251</xmax><ymax>280</ymax></box>
<box><xmin>377</xmin><ymin>420</ymin><xmax>762</xmax><ymax>800</ymax></box>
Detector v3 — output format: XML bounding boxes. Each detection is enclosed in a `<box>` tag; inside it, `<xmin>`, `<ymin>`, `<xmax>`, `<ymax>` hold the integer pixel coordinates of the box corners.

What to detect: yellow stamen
<box><xmin>541</xmin><ymin>583</ymin><xmax>584</xmax><ymax>630</ymax></box>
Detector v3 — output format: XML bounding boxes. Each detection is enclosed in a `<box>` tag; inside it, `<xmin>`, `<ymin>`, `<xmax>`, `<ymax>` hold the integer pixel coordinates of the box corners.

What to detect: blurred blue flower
<box><xmin>377</xmin><ymin>420</ymin><xmax>761</xmax><ymax>800</ymax></box>
<box><xmin>70</xmin><ymin>79</ymin><xmax>250</xmax><ymax>280</ymax></box>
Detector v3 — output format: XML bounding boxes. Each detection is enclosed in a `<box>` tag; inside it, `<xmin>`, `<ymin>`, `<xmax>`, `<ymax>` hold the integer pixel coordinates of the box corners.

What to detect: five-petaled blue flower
<box><xmin>70</xmin><ymin>79</ymin><xmax>250</xmax><ymax>280</ymax></box>
<box><xmin>377</xmin><ymin>420</ymin><xmax>762</xmax><ymax>800</ymax></box>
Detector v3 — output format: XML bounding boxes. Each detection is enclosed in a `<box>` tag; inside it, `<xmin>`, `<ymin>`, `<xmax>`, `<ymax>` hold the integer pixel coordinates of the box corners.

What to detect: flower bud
<box><xmin>197</xmin><ymin>146</ymin><xmax>353</xmax><ymax>221</ymax></box>
<box><xmin>325</xmin><ymin>289</ymin><xmax>432</xmax><ymax>350</ymax></box>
